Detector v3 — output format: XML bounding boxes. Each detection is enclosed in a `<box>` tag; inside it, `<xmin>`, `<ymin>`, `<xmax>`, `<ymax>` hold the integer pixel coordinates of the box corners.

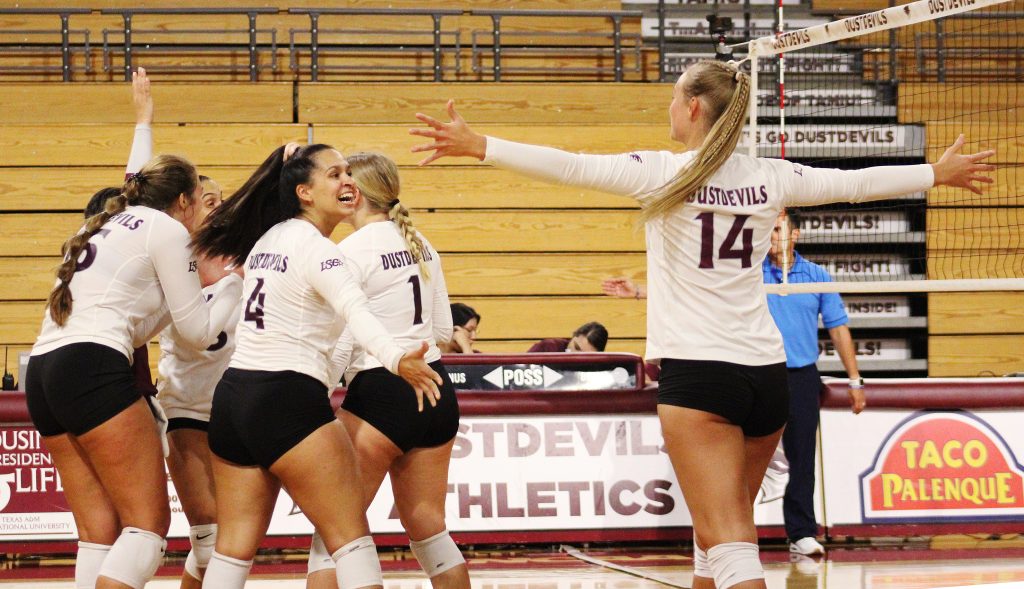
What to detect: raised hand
<box><xmin>132</xmin><ymin>67</ymin><xmax>153</xmax><ymax>125</ymax></box>
<box><xmin>410</xmin><ymin>99</ymin><xmax>488</xmax><ymax>166</ymax></box>
<box><xmin>397</xmin><ymin>341</ymin><xmax>444</xmax><ymax>412</ymax></box>
<box><xmin>931</xmin><ymin>134</ymin><xmax>996</xmax><ymax>195</ymax></box>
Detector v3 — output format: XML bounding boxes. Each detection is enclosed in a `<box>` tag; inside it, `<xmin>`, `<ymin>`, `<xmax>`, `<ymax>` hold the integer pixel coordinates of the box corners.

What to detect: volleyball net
<box><xmin>742</xmin><ymin>0</ymin><xmax>1022</xmax><ymax>294</ymax></box>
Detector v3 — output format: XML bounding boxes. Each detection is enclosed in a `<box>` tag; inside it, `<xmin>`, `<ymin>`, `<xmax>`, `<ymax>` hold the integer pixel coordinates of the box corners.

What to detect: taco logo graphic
<box><xmin>860</xmin><ymin>411</ymin><xmax>1024</xmax><ymax>522</ymax></box>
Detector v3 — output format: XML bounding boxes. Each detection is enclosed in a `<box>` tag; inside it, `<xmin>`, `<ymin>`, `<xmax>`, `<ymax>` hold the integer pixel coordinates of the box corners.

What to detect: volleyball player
<box><xmin>305</xmin><ymin>153</ymin><xmax>467</xmax><ymax>589</ymax></box>
<box><xmin>155</xmin><ymin>174</ymin><xmax>237</xmax><ymax>589</ymax></box>
<box><xmin>410</xmin><ymin>60</ymin><xmax>995</xmax><ymax>589</ymax></box>
<box><xmin>25</xmin><ymin>148</ymin><xmax>243</xmax><ymax>589</ymax></box>
<box><xmin>108</xmin><ymin>71</ymin><xmax>234</xmax><ymax>587</ymax></box>
<box><xmin>190</xmin><ymin>143</ymin><xmax>444</xmax><ymax>589</ymax></box>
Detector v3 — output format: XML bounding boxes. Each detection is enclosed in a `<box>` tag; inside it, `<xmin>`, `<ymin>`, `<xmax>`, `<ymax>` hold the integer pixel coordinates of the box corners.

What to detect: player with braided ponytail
<box><xmin>307</xmin><ymin>152</ymin><xmax>464</xmax><ymax>589</ymax></box>
<box><xmin>412</xmin><ymin>58</ymin><xmax>995</xmax><ymax>589</ymax></box>
<box><xmin>26</xmin><ymin>144</ymin><xmax>243</xmax><ymax>589</ymax></box>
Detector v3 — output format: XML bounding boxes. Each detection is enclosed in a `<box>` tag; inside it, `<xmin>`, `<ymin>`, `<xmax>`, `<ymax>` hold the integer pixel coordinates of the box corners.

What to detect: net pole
<box><xmin>776</xmin><ymin>0</ymin><xmax>786</xmax><ymax>161</ymax></box>
<box><xmin>746</xmin><ymin>45</ymin><xmax>758</xmax><ymax>159</ymax></box>
<box><xmin>775</xmin><ymin>0</ymin><xmax>790</xmax><ymax>288</ymax></box>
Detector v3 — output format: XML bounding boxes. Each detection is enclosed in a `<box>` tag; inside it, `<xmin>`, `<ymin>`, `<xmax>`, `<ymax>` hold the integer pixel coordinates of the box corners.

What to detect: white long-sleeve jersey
<box><xmin>157</xmin><ymin>288</ymin><xmax>242</xmax><ymax>420</ymax></box>
<box><xmin>228</xmin><ymin>218</ymin><xmax>406</xmax><ymax>388</ymax></box>
<box><xmin>484</xmin><ymin>137</ymin><xmax>934</xmax><ymax>365</ymax></box>
<box><xmin>328</xmin><ymin>221</ymin><xmax>452</xmax><ymax>379</ymax></box>
<box><xmin>33</xmin><ymin>205</ymin><xmax>243</xmax><ymax>360</ymax></box>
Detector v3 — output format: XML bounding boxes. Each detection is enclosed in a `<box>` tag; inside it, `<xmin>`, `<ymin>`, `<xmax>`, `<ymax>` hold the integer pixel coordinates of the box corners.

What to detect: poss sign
<box><xmin>860</xmin><ymin>412</ymin><xmax>1024</xmax><ymax>522</ymax></box>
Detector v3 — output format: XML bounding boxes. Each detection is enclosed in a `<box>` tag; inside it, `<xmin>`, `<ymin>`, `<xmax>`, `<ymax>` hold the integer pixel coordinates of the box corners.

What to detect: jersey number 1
<box><xmin>696</xmin><ymin>213</ymin><xmax>753</xmax><ymax>269</ymax></box>
<box><xmin>408</xmin><ymin>275</ymin><xmax>423</xmax><ymax>325</ymax></box>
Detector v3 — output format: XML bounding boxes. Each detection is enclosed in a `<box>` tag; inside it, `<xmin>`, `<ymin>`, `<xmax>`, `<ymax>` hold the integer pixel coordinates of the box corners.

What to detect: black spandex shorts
<box><xmin>25</xmin><ymin>343</ymin><xmax>141</xmax><ymax>437</ymax></box>
<box><xmin>656</xmin><ymin>358</ymin><xmax>789</xmax><ymax>437</ymax></box>
<box><xmin>342</xmin><ymin>360</ymin><xmax>459</xmax><ymax>453</ymax></box>
<box><xmin>167</xmin><ymin>417</ymin><xmax>208</xmax><ymax>433</ymax></box>
<box><xmin>208</xmin><ymin>368</ymin><xmax>336</xmax><ymax>469</ymax></box>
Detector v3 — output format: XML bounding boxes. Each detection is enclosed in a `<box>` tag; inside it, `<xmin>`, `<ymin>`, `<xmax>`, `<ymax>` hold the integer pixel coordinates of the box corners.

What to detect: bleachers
<box><xmin>0</xmin><ymin>81</ymin><xmax>659</xmax><ymax>378</ymax></box>
<box><xmin>0</xmin><ymin>4</ymin><xmax>651</xmax><ymax>82</ymax></box>
<box><xmin>1</xmin><ymin>3</ymin><xmax>1022</xmax><ymax>380</ymax></box>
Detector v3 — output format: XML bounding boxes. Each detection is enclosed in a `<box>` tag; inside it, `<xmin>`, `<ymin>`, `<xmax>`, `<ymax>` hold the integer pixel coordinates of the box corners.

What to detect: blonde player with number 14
<box><xmin>411</xmin><ymin>59</ymin><xmax>995</xmax><ymax>589</ymax></box>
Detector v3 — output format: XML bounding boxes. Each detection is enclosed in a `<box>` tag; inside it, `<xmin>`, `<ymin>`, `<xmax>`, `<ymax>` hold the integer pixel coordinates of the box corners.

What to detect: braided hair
<box><xmin>347</xmin><ymin>152</ymin><xmax>431</xmax><ymax>281</ymax></box>
<box><xmin>48</xmin><ymin>155</ymin><xmax>198</xmax><ymax>326</ymax></box>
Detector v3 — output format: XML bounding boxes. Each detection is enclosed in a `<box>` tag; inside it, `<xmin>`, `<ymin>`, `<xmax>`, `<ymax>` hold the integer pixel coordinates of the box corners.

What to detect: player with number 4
<box><xmin>190</xmin><ymin>143</ymin><xmax>443</xmax><ymax>589</ymax></box>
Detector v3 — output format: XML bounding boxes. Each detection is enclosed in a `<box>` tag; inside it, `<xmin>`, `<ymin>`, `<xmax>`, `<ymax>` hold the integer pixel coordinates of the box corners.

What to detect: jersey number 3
<box><xmin>696</xmin><ymin>213</ymin><xmax>753</xmax><ymax>269</ymax></box>
<box><xmin>244</xmin><ymin>278</ymin><xmax>266</xmax><ymax>329</ymax></box>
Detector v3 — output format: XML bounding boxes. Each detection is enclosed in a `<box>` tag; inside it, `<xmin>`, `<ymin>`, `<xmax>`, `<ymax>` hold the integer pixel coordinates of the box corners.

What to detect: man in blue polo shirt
<box><xmin>763</xmin><ymin>208</ymin><xmax>866</xmax><ymax>557</ymax></box>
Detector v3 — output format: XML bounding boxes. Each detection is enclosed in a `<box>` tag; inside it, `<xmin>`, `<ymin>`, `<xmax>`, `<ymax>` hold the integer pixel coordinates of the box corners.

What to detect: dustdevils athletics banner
<box><xmin>0</xmin><ymin>416</ymin><xmax>795</xmax><ymax>540</ymax></box>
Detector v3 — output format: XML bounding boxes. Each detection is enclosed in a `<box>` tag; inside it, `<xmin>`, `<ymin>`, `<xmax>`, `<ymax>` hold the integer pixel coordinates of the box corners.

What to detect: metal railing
<box><xmin>0</xmin><ymin>8</ymin><xmax>91</xmax><ymax>81</ymax></box>
<box><xmin>287</xmin><ymin>8</ymin><xmax>462</xmax><ymax>82</ymax></box>
<box><xmin>469</xmin><ymin>9</ymin><xmax>643</xmax><ymax>82</ymax></box>
<box><xmin>100</xmin><ymin>7</ymin><xmax>278</xmax><ymax>81</ymax></box>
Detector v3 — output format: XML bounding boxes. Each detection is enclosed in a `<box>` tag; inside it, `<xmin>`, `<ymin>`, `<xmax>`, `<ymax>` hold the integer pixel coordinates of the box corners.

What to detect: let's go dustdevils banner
<box><xmin>0</xmin><ymin>415</ymin><xmax>794</xmax><ymax>541</ymax></box>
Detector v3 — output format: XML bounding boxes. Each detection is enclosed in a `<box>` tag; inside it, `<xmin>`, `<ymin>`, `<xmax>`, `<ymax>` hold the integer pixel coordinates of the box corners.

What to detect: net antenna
<box><xmin>739</xmin><ymin>0</ymin><xmax>1022</xmax><ymax>295</ymax></box>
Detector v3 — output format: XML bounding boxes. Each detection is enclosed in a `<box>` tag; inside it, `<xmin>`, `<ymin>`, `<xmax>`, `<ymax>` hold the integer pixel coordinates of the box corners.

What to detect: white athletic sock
<box><xmin>75</xmin><ymin>541</ymin><xmax>111</xmax><ymax>589</ymax></box>
<box><xmin>201</xmin><ymin>551</ymin><xmax>252</xmax><ymax>589</ymax></box>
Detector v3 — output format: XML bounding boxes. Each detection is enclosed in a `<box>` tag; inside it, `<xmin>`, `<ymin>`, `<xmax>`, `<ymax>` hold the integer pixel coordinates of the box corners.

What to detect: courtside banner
<box><xmin>820</xmin><ymin>410</ymin><xmax>1024</xmax><ymax>525</ymax></box>
<box><xmin>0</xmin><ymin>416</ymin><xmax>796</xmax><ymax>540</ymax></box>
<box><xmin>0</xmin><ymin>427</ymin><xmax>74</xmax><ymax>540</ymax></box>
<box><xmin>287</xmin><ymin>415</ymin><xmax>788</xmax><ymax>535</ymax></box>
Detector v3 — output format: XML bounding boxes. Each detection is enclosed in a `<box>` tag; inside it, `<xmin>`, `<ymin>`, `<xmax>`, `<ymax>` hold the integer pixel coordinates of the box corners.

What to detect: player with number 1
<box><xmin>190</xmin><ymin>143</ymin><xmax>443</xmax><ymax>589</ymax></box>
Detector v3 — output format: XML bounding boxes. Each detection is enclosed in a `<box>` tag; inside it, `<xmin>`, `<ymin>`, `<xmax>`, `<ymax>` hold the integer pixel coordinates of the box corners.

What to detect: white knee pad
<box><xmin>692</xmin><ymin>542</ymin><xmax>712</xmax><ymax>579</ymax></box>
<box><xmin>307</xmin><ymin>531</ymin><xmax>335</xmax><ymax>575</ymax></box>
<box><xmin>75</xmin><ymin>541</ymin><xmax>111</xmax><ymax>589</ymax></box>
<box><xmin>184</xmin><ymin>524</ymin><xmax>218</xmax><ymax>579</ymax></box>
<box><xmin>97</xmin><ymin>527</ymin><xmax>166</xmax><ymax>589</ymax></box>
<box><xmin>707</xmin><ymin>542</ymin><xmax>764</xmax><ymax>589</ymax></box>
<box><xmin>410</xmin><ymin>530</ymin><xmax>465</xmax><ymax>578</ymax></box>
<box><xmin>332</xmin><ymin>535</ymin><xmax>382</xmax><ymax>589</ymax></box>
<box><xmin>201</xmin><ymin>551</ymin><xmax>252</xmax><ymax>589</ymax></box>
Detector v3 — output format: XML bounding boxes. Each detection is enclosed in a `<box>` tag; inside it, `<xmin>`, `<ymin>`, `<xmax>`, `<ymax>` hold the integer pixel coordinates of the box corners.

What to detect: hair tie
<box><xmin>389</xmin><ymin>199</ymin><xmax>400</xmax><ymax>208</ymax></box>
<box><xmin>130</xmin><ymin>171</ymin><xmax>146</xmax><ymax>184</ymax></box>
<box><xmin>734</xmin><ymin>71</ymin><xmax>742</xmax><ymax>82</ymax></box>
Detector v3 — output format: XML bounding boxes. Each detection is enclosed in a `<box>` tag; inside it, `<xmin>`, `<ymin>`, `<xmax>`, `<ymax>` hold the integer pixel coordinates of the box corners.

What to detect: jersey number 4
<box><xmin>696</xmin><ymin>213</ymin><xmax>753</xmax><ymax>268</ymax></box>
<box><xmin>244</xmin><ymin>278</ymin><xmax>266</xmax><ymax>329</ymax></box>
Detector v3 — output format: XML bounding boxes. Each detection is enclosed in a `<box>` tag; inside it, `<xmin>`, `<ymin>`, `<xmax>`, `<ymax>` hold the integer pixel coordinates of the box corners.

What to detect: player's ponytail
<box><xmin>192</xmin><ymin>144</ymin><xmax>330</xmax><ymax>267</ymax></box>
<box><xmin>639</xmin><ymin>60</ymin><xmax>750</xmax><ymax>223</ymax></box>
<box><xmin>348</xmin><ymin>152</ymin><xmax>431</xmax><ymax>281</ymax></box>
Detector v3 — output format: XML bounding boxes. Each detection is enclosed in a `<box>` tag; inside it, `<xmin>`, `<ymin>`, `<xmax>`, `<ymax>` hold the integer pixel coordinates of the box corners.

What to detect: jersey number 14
<box><xmin>696</xmin><ymin>213</ymin><xmax>753</xmax><ymax>268</ymax></box>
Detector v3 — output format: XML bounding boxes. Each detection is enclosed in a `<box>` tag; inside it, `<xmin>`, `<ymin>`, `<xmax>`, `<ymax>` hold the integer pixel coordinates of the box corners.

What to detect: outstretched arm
<box><xmin>782</xmin><ymin>134</ymin><xmax>995</xmax><ymax>207</ymax></box>
<box><xmin>125</xmin><ymin>67</ymin><xmax>153</xmax><ymax>176</ymax></box>
<box><xmin>411</xmin><ymin>100</ymin><xmax>677</xmax><ymax>198</ymax></box>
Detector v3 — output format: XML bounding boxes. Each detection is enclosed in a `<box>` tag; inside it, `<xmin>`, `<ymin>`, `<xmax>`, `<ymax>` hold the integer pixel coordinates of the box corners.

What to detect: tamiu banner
<box><xmin>0</xmin><ymin>427</ymin><xmax>76</xmax><ymax>540</ymax></box>
<box><xmin>821</xmin><ymin>409</ymin><xmax>1024</xmax><ymax>526</ymax></box>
